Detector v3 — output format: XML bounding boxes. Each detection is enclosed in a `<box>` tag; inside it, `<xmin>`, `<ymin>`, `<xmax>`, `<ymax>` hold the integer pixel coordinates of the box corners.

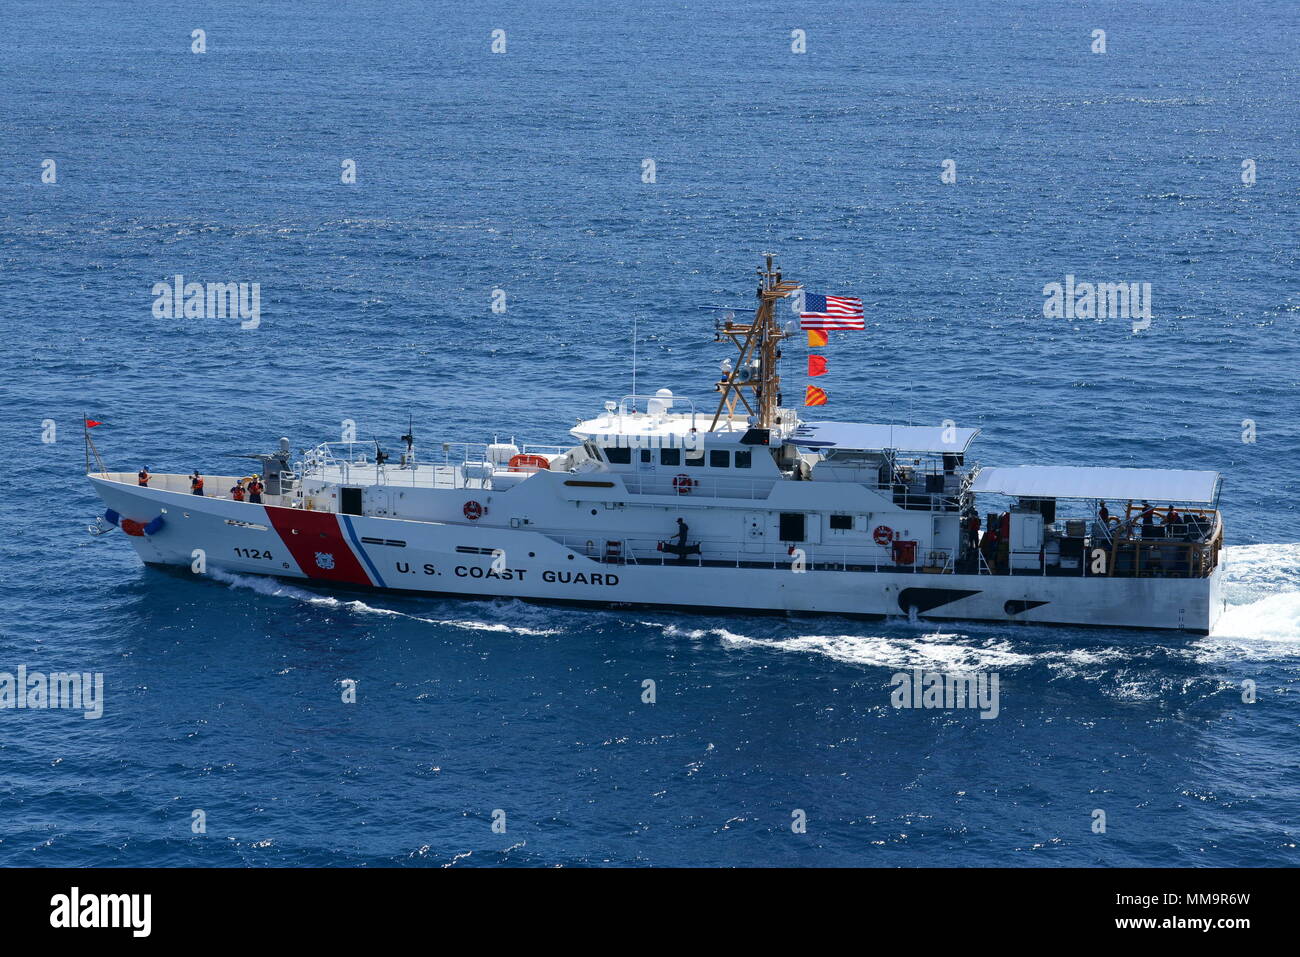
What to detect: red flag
<box><xmin>806</xmin><ymin>329</ymin><xmax>828</xmax><ymax>347</ymax></box>
<box><xmin>803</xmin><ymin>386</ymin><xmax>827</xmax><ymax>407</ymax></box>
<box><xmin>807</xmin><ymin>355</ymin><xmax>827</xmax><ymax>377</ymax></box>
<box><xmin>85</xmin><ymin>419</ymin><xmax>103</xmax><ymax>428</ymax></box>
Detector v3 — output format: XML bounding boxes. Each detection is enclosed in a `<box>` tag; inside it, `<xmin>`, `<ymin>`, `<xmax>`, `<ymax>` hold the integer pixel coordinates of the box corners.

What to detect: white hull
<box><xmin>91</xmin><ymin>478</ymin><xmax>1225</xmax><ymax>634</ymax></box>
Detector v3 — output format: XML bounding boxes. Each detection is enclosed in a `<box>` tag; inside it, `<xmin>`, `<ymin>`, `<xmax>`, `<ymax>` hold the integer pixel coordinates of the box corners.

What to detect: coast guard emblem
<box><xmin>315</xmin><ymin>552</ymin><xmax>335</xmax><ymax>570</ymax></box>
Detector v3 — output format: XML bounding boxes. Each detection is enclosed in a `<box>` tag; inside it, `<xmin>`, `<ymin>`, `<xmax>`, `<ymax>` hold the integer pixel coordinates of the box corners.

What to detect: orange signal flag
<box><xmin>807</xmin><ymin>355</ymin><xmax>827</xmax><ymax>377</ymax></box>
<box><xmin>85</xmin><ymin>419</ymin><xmax>103</xmax><ymax>428</ymax></box>
<box><xmin>806</xmin><ymin>329</ymin><xmax>828</xmax><ymax>347</ymax></box>
<box><xmin>804</xmin><ymin>386</ymin><xmax>828</xmax><ymax>406</ymax></box>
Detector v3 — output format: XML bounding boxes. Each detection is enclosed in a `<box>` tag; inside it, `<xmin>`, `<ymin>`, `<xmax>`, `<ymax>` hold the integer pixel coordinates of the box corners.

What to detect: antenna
<box><xmin>710</xmin><ymin>255</ymin><xmax>800</xmax><ymax>431</ymax></box>
<box><xmin>631</xmin><ymin>315</ymin><xmax>638</xmax><ymax>412</ymax></box>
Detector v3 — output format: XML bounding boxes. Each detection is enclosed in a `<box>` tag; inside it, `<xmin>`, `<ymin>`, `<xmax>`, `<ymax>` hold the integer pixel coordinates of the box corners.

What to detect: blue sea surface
<box><xmin>1</xmin><ymin>0</ymin><xmax>1298</xmax><ymax>866</ymax></box>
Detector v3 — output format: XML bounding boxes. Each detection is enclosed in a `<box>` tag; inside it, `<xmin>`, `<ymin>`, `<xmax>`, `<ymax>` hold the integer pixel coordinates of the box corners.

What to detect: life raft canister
<box><xmin>873</xmin><ymin>525</ymin><xmax>894</xmax><ymax>546</ymax></box>
<box><xmin>508</xmin><ymin>453</ymin><xmax>550</xmax><ymax>472</ymax></box>
<box><xmin>463</xmin><ymin>500</ymin><xmax>485</xmax><ymax>521</ymax></box>
<box><xmin>673</xmin><ymin>473</ymin><xmax>695</xmax><ymax>494</ymax></box>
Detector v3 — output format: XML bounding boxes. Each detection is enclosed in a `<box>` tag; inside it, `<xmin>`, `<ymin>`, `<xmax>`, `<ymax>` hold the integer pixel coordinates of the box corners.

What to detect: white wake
<box><xmin>202</xmin><ymin>543</ymin><xmax>1300</xmax><ymax>663</ymax></box>
<box><xmin>1200</xmin><ymin>543</ymin><xmax>1300</xmax><ymax>658</ymax></box>
<box><xmin>656</xmin><ymin>543</ymin><xmax>1300</xmax><ymax>668</ymax></box>
<box><xmin>205</xmin><ymin>567</ymin><xmax>561</xmax><ymax>637</ymax></box>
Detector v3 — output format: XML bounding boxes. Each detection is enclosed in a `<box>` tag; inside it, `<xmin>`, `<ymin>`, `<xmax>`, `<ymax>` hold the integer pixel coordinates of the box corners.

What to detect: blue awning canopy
<box><xmin>791</xmin><ymin>421</ymin><xmax>980</xmax><ymax>453</ymax></box>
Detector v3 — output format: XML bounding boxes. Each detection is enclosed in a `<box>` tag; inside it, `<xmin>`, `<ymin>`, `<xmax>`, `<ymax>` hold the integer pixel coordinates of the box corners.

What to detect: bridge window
<box><xmin>710</xmin><ymin>450</ymin><xmax>730</xmax><ymax>468</ymax></box>
<box><xmin>660</xmin><ymin>448</ymin><xmax>681</xmax><ymax>466</ymax></box>
<box><xmin>779</xmin><ymin>513</ymin><xmax>805</xmax><ymax>542</ymax></box>
<box><xmin>829</xmin><ymin>514</ymin><xmax>852</xmax><ymax>530</ymax></box>
<box><xmin>605</xmin><ymin>447</ymin><xmax>631</xmax><ymax>465</ymax></box>
<box><xmin>685</xmin><ymin>448</ymin><xmax>705</xmax><ymax>467</ymax></box>
<box><xmin>640</xmin><ymin>450</ymin><xmax>652</xmax><ymax>463</ymax></box>
<box><xmin>735</xmin><ymin>450</ymin><xmax>752</xmax><ymax>469</ymax></box>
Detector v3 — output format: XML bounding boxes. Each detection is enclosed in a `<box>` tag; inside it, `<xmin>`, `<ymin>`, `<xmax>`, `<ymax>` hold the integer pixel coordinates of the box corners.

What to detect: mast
<box><xmin>709</xmin><ymin>254</ymin><xmax>801</xmax><ymax>431</ymax></box>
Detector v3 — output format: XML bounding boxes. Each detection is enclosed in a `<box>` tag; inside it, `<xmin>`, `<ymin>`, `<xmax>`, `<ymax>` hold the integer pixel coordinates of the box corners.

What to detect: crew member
<box><xmin>671</xmin><ymin>517</ymin><xmax>690</xmax><ymax>563</ymax></box>
<box><xmin>230</xmin><ymin>480</ymin><xmax>246</xmax><ymax>502</ymax></box>
<box><xmin>248</xmin><ymin>476</ymin><xmax>264</xmax><ymax>504</ymax></box>
<box><xmin>1164</xmin><ymin>504</ymin><xmax>1182</xmax><ymax>535</ymax></box>
<box><xmin>965</xmin><ymin>512</ymin><xmax>981</xmax><ymax>553</ymax></box>
<box><xmin>1140</xmin><ymin>500</ymin><xmax>1156</xmax><ymax>538</ymax></box>
<box><xmin>1098</xmin><ymin>501</ymin><xmax>1109</xmax><ymax>525</ymax></box>
<box><xmin>190</xmin><ymin>471</ymin><xmax>205</xmax><ymax>496</ymax></box>
<box><xmin>138</xmin><ymin>467</ymin><xmax>150</xmax><ymax>487</ymax></box>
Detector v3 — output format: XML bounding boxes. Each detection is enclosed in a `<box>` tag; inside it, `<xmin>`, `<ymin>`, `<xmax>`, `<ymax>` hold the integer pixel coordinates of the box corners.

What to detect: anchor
<box><xmin>87</xmin><ymin>515</ymin><xmax>113</xmax><ymax>536</ymax></box>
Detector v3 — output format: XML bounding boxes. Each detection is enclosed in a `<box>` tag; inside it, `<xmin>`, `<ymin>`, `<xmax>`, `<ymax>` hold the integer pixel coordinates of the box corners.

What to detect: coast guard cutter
<box><xmin>87</xmin><ymin>257</ymin><xmax>1225</xmax><ymax>633</ymax></box>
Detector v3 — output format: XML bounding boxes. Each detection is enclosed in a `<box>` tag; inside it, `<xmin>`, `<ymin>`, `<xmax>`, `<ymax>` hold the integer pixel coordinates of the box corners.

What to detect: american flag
<box><xmin>799</xmin><ymin>294</ymin><xmax>864</xmax><ymax>330</ymax></box>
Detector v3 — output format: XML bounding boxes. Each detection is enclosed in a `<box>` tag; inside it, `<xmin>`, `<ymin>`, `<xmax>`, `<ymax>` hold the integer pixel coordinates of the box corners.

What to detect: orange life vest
<box><xmin>138</xmin><ymin>471</ymin><xmax>149</xmax><ymax>486</ymax></box>
<box><xmin>231</xmin><ymin>486</ymin><xmax>245</xmax><ymax>501</ymax></box>
<box><xmin>191</xmin><ymin>476</ymin><xmax>204</xmax><ymax>491</ymax></box>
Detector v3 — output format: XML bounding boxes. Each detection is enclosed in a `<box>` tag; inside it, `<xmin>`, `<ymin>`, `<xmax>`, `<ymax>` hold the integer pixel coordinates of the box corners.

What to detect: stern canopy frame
<box><xmin>970</xmin><ymin>465</ymin><xmax>1221</xmax><ymax>506</ymax></box>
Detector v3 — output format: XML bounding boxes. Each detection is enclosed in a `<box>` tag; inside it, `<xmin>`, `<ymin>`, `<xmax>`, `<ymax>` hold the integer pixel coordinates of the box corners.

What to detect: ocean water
<box><xmin>2</xmin><ymin>0</ymin><xmax>1298</xmax><ymax>866</ymax></box>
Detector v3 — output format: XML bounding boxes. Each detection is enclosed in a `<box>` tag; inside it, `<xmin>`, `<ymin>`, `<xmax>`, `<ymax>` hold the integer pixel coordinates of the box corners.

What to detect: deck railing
<box><xmin>295</xmin><ymin>441</ymin><xmax>574</xmax><ymax>491</ymax></box>
<box><xmin>544</xmin><ymin>534</ymin><xmax>955</xmax><ymax>574</ymax></box>
<box><xmin>545</xmin><ymin>521</ymin><xmax>1221</xmax><ymax>580</ymax></box>
<box><xmin>1106</xmin><ymin>514</ymin><xmax>1223</xmax><ymax>579</ymax></box>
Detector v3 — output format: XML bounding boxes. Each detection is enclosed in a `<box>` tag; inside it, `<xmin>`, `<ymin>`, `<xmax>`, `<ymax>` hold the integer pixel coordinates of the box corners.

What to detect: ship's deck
<box><xmin>310</xmin><ymin>463</ymin><xmax>490</xmax><ymax>490</ymax></box>
<box><xmin>93</xmin><ymin>471</ymin><xmax>296</xmax><ymax>508</ymax></box>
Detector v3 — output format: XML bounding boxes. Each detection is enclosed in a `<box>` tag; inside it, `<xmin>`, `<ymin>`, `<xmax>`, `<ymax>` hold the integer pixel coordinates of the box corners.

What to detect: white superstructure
<box><xmin>86</xmin><ymin>258</ymin><xmax>1226</xmax><ymax>633</ymax></box>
